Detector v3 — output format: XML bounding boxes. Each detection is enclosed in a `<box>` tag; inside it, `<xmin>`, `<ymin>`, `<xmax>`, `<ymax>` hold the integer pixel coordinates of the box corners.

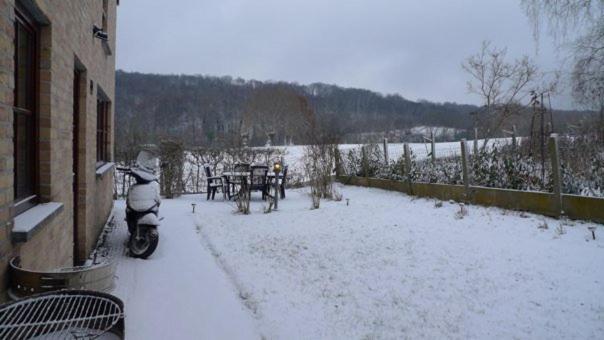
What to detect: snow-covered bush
<box><xmin>381</xmin><ymin>156</ymin><xmax>407</xmax><ymax>181</ymax></box>
<box><xmin>471</xmin><ymin>144</ymin><xmax>547</xmax><ymax>191</ymax></box>
<box><xmin>381</xmin><ymin>153</ymin><xmax>418</xmax><ymax>182</ymax></box>
<box><xmin>558</xmin><ymin>136</ymin><xmax>604</xmax><ymax>197</ymax></box>
<box><xmin>415</xmin><ymin>157</ymin><xmax>463</xmax><ymax>185</ymax></box>
<box><xmin>342</xmin><ymin>144</ymin><xmax>385</xmax><ymax>178</ymax></box>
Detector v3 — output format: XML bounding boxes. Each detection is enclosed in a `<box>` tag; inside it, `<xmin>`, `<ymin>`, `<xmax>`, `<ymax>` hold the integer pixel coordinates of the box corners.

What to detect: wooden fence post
<box><xmin>512</xmin><ymin>125</ymin><xmax>517</xmax><ymax>149</ymax></box>
<box><xmin>473</xmin><ymin>128</ymin><xmax>478</xmax><ymax>155</ymax></box>
<box><xmin>403</xmin><ymin>143</ymin><xmax>412</xmax><ymax>194</ymax></box>
<box><xmin>383</xmin><ymin>138</ymin><xmax>389</xmax><ymax>165</ymax></box>
<box><xmin>361</xmin><ymin>145</ymin><xmax>368</xmax><ymax>177</ymax></box>
<box><xmin>430</xmin><ymin>131</ymin><xmax>436</xmax><ymax>163</ymax></box>
<box><xmin>461</xmin><ymin>139</ymin><xmax>470</xmax><ymax>199</ymax></box>
<box><xmin>549</xmin><ymin>134</ymin><xmax>562</xmax><ymax>217</ymax></box>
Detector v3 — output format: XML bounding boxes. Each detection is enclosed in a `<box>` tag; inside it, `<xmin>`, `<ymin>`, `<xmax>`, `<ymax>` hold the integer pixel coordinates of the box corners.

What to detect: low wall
<box><xmin>412</xmin><ymin>182</ymin><xmax>466</xmax><ymax>202</ymax></box>
<box><xmin>470</xmin><ymin>186</ymin><xmax>557</xmax><ymax>218</ymax></box>
<box><xmin>337</xmin><ymin>176</ymin><xmax>604</xmax><ymax>224</ymax></box>
<box><xmin>562</xmin><ymin>194</ymin><xmax>604</xmax><ymax>223</ymax></box>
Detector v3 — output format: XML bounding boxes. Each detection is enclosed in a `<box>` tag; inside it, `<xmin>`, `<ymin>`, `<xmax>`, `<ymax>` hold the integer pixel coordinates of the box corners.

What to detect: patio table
<box><xmin>222</xmin><ymin>171</ymin><xmax>249</xmax><ymax>178</ymax></box>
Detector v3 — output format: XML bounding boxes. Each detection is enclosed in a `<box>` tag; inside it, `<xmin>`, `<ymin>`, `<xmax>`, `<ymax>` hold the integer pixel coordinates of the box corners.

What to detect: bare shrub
<box><xmin>235</xmin><ymin>184</ymin><xmax>251</xmax><ymax>214</ymax></box>
<box><xmin>263</xmin><ymin>197</ymin><xmax>275</xmax><ymax>214</ymax></box>
<box><xmin>454</xmin><ymin>203</ymin><xmax>469</xmax><ymax>219</ymax></box>
<box><xmin>310</xmin><ymin>188</ymin><xmax>321</xmax><ymax>210</ymax></box>
<box><xmin>555</xmin><ymin>223</ymin><xmax>566</xmax><ymax>236</ymax></box>
<box><xmin>187</xmin><ymin>147</ymin><xmax>225</xmax><ymax>193</ymax></box>
<box><xmin>159</xmin><ymin>139</ymin><xmax>185</xmax><ymax>198</ymax></box>
<box><xmin>304</xmin><ymin>142</ymin><xmax>338</xmax><ymax>209</ymax></box>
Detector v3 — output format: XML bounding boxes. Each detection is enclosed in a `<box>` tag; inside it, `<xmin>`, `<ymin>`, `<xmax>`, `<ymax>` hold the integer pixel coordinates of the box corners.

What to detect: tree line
<box><xmin>115</xmin><ymin>70</ymin><xmax>594</xmax><ymax>151</ymax></box>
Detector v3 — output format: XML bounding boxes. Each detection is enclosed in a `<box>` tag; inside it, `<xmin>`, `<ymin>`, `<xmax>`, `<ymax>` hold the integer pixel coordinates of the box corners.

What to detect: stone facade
<box><xmin>0</xmin><ymin>0</ymin><xmax>117</xmax><ymax>299</ymax></box>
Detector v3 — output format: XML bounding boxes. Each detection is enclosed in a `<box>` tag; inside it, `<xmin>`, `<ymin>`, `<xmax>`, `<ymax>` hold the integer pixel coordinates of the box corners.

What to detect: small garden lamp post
<box><xmin>273</xmin><ymin>161</ymin><xmax>282</xmax><ymax>210</ymax></box>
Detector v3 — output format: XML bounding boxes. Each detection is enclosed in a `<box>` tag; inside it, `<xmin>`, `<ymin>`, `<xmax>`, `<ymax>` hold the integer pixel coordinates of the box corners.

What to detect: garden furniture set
<box><xmin>205</xmin><ymin>163</ymin><xmax>288</xmax><ymax>201</ymax></box>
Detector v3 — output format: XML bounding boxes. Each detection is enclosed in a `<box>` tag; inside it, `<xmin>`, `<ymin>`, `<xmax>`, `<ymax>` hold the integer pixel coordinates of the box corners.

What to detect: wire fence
<box><xmin>339</xmin><ymin>136</ymin><xmax>603</xmax><ymax>197</ymax></box>
<box><xmin>115</xmin><ymin>135</ymin><xmax>603</xmax><ymax>199</ymax></box>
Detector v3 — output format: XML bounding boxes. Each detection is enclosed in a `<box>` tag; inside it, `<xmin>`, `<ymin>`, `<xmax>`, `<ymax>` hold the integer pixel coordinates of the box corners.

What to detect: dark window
<box><xmin>102</xmin><ymin>0</ymin><xmax>108</xmax><ymax>31</ymax></box>
<box><xmin>96</xmin><ymin>99</ymin><xmax>110</xmax><ymax>164</ymax></box>
<box><xmin>13</xmin><ymin>6</ymin><xmax>38</xmax><ymax>213</ymax></box>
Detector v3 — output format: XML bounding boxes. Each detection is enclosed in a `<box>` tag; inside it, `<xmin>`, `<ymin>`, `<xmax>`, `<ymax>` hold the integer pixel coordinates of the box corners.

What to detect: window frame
<box><xmin>96</xmin><ymin>98</ymin><xmax>110</xmax><ymax>167</ymax></box>
<box><xmin>13</xmin><ymin>4</ymin><xmax>39</xmax><ymax>215</ymax></box>
<box><xmin>102</xmin><ymin>0</ymin><xmax>109</xmax><ymax>32</ymax></box>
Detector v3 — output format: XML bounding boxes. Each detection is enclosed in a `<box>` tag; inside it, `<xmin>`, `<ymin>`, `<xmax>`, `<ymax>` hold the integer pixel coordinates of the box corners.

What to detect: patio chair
<box><xmin>205</xmin><ymin>166</ymin><xmax>225</xmax><ymax>200</ymax></box>
<box><xmin>249</xmin><ymin>165</ymin><xmax>269</xmax><ymax>199</ymax></box>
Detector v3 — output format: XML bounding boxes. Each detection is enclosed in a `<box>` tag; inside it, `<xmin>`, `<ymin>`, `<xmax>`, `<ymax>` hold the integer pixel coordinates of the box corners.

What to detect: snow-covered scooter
<box><xmin>117</xmin><ymin>149</ymin><xmax>161</xmax><ymax>259</ymax></box>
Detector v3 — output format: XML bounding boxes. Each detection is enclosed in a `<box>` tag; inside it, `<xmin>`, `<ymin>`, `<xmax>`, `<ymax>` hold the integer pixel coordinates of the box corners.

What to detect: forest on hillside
<box><xmin>115</xmin><ymin>70</ymin><xmax>595</xmax><ymax>149</ymax></box>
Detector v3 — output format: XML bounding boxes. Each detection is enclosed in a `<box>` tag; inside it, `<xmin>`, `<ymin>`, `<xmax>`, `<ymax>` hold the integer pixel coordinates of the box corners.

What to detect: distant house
<box><xmin>0</xmin><ymin>0</ymin><xmax>118</xmax><ymax>299</ymax></box>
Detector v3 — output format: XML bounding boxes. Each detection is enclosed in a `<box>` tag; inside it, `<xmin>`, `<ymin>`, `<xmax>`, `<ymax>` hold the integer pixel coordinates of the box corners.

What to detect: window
<box><xmin>102</xmin><ymin>0</ymin><xmax>109</xmax><ymax>31</ymax></box>
<box><xmin>96</xmin><ymin>99</ymin><xmax>110</xmax><ymax>164</ymax></box>
<box><xmin>13</xmin><ymin>6</ymin><xmax>38</xmax><ymax>213</ymax></box>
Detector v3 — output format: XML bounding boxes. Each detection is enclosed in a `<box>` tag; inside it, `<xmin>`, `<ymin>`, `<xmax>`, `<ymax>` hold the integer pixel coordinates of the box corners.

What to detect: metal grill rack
<box><xmin>0</xmin><ymin>290</ymin><xmax>124</xmax><ymax>339</ymax></box>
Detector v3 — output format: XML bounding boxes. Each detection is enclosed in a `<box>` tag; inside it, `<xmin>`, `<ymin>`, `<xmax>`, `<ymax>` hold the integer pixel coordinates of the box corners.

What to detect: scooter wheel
<box><xmin>129</xmin><ymin>227</ymin><xmax>159</xmax><ymax>259</ymax></box>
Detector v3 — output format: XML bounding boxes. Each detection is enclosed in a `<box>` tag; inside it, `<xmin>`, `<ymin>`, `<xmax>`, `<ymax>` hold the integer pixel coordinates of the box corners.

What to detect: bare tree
<box><xmin>304</xmin><ymin>140</ymin><xmax>338</xmax><ymax>209</ymax></box>
<box><xmin>521</xmin><ymin>0</ymin><xmax>601</xmax><ymax>43</ymax></box>
<box><xmin>242</xmin><ymin>85</ymin><xmax>315</xmax><ymax>145</ymax></box>
<box><xmin>522</xmin><ymin>0</ymin><xmax>604</xmax><ymax>140</ymax></box>
<box><xmin>462</xmin><ymin>41</ymin><xmax>538</xmax><ymax>146</ymax></box>
<box><xmin>573</xmin><ymin>27</ymin><xmax>604</xmax><ymax>140</ymax></box>
<box><xmin>159</xmin><ymin>139</ymin><xmax>185</xmax><ymax>198</ymax></box>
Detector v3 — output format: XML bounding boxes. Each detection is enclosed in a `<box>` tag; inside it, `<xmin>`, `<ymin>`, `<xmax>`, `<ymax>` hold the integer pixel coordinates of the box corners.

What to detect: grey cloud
<box><xmin>117</xmin><ymin>0</ymin><xmax>573</xmax><ymax>108</ymax></box>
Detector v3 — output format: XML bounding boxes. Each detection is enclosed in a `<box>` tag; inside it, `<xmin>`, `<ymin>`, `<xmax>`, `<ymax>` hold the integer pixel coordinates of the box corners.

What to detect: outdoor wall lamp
<box><xmin>93</xmin><ymin>25</ymin><xmax>108</xmax><ymax>41</ymax></box>
<box><xmin>273</xmin><ymin>162</ymin><xmax>282</xmax><ymax>174</ymax></box>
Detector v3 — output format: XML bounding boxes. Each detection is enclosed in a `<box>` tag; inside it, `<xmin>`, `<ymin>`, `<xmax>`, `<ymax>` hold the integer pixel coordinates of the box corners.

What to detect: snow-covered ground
<box><xmin>109</xmin><ymin>200</ymin><xmax>259</xmax><ymax>340</ymax></box>
<box><xmin>110</xmin><ymin>185</ymin><xmax>603</xmax><ymax>339</ymax></box>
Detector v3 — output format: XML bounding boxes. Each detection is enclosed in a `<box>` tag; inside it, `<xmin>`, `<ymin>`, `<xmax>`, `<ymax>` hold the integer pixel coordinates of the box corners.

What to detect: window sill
<box><xmin>96</xmin><ymin>162</ymin><xmax>115</xmax><ymax>178</ymax></box>
<box><xmin>12</xmin><ymin>202</ymin><xmax>64</xmax><ymax>243</ymax></box>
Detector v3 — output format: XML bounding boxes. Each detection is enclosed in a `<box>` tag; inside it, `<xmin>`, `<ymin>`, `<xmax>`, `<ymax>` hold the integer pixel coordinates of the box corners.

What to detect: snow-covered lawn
<box><xmin>111</xmin><ymin>185</ymin><xmax>604</xmax><ymax>339</ymax></box>
<box><xmin>195</xmin><ymin>186</ymin><xmax>604</xmax><ymax>339</ymax></box>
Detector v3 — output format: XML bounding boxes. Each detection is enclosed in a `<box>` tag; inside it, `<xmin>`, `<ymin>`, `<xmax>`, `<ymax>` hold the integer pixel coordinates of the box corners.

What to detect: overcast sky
<box><xmin>116</xmin><ymin>0</ymin><xmax>574</xmax><ymax>109</ymax></box>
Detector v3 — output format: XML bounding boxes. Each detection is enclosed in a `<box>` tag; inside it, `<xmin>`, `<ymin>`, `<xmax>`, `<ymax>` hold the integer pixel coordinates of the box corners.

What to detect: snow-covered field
<box><xmin>111</xmin><ymin>185</ymin><xmax>603</xmax><ymax>339</ymax></box>
<box><xmin>270</xmin><ymin>138</ymin><xmax>511</xmax><ymax>180</ymax></box>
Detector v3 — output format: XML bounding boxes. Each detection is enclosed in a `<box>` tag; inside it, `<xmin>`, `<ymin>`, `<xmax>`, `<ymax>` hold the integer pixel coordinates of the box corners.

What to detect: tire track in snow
<box><xmin>193</xmin><ymin>214</ymin><xmax>265</xmax><ymax>322</ymax></box>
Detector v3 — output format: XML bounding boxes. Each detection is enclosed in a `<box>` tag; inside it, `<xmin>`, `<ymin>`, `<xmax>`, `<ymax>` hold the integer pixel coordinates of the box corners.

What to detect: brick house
<box><xmin>0</xmin><ymin>0</ymin><xmax>117</xmax><ymax>299</ymax></box>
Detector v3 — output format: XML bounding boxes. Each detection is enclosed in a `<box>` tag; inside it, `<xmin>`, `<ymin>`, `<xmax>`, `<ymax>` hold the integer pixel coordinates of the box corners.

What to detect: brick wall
<box><xmin>0</xmin><ymin>0</ymin><xmax>117</xmax><ymax>299</ymax></box>
<box><xmin>0</xmin><ymin>0</ymin><xmax>17</xmax><ymax>299</ymax></box>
